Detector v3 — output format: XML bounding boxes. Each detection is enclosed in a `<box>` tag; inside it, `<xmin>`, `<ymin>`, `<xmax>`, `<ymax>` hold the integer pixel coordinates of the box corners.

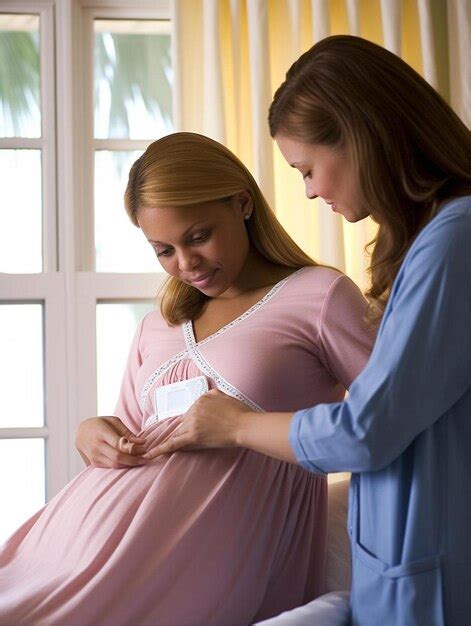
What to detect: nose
<box><xmin>304</xmin><ymin>181</ymin><xmax>317</xmax><ymax>200</ymax></box>
<box><xmin>305</xmin><ymin>188</ymin><xmax>318</xmax><ymax>200</ymax></box>
<box><xmin>177</xmin><ymin>249</ymin><xmax>200</xmax><ymax>272</ymax></box>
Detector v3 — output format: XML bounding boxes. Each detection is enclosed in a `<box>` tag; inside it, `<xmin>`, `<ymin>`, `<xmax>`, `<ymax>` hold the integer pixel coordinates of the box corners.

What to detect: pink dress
<box><xmin>0</xmin><ymin>267</ymin><xmax>374</xmax><ymax>626</ymax></box>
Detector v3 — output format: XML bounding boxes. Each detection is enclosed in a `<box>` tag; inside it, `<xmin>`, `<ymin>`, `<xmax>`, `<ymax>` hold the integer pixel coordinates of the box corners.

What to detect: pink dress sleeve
<box><xmin>113</xmin><ymin>317</ymin><xmax>146</xmax><ymax>433</ymax></box>
<box><xmin>318</xmin><ymin>274</ymin><xmax>376</xmax><ymax>389</ymax></box>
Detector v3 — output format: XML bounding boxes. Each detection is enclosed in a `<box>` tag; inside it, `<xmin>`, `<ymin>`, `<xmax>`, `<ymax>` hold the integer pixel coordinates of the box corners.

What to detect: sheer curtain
<box><xmin>171</xmin><ymin>0</ymin><xmax>470</xmax><ymax>290</ymax></box>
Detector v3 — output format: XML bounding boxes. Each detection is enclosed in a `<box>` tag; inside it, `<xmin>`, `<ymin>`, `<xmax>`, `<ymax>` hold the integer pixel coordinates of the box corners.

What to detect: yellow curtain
<box><xmin>172</xmin><ymin>0</ymin><xmax>462</xmax><ymax>291</ymax></box>
<box><xmin>171</xmin><ymin>0</ymin><xmax>467</xmax><ymax>484</ymax></box>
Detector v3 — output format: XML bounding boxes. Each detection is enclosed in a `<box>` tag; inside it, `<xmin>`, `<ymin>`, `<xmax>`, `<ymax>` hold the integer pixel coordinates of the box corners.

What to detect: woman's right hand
<box><xmin>75</xmin><ymin>416</ymin><xmax>148</xmax><ymax>468</ymax></box>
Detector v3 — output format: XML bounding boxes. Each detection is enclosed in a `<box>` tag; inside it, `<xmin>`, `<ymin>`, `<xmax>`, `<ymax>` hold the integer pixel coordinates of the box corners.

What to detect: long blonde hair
<box><xmin>124</xmin><ymin>132</ymin><xmax>317</xmax><ymax>324</ymax></box>
<box><xmin>269</xmin><ymin>35</ymin><xmax>471</xmax><ymax>321</ymax></box>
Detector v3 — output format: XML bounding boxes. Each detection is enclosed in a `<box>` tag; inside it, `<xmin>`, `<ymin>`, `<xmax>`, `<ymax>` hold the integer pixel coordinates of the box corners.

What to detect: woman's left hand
<box><xmin>143</xmin><ymin>389</ymin><xmax>253</xmax><ymax>460</ymax></box>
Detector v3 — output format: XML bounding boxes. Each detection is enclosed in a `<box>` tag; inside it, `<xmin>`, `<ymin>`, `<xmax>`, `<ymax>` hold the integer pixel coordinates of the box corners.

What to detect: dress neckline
<box><xmin>183</xmin><ymin>266</ymin><xmax>307</xmax><ymax>348</ymax></box>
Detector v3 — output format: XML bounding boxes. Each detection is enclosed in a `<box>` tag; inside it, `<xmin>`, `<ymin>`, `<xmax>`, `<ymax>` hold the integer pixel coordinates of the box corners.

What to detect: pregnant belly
<box><xmin>0</xmin><ymin>419</ymin><xmax>321</xmax><ymax>626</ymax></box>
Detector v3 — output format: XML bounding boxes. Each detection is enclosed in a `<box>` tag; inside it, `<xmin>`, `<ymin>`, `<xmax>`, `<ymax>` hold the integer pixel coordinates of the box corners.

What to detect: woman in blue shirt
<box><xmin>143</xmin><ymin>36</ymin><xmax>471</xmax><ymax>625</ymax></box>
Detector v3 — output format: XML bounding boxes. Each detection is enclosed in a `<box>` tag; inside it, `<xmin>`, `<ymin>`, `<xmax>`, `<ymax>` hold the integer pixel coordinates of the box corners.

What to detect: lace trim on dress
<box><xmin>183</xmin><ymin>325</ymin><xmax>264</xmax><ymax>412</ymax></box>
<box><xmin>139</xmin><ymin>268</ymin><xmax>307</xmax><ymax>411</ymax></box>
<box><xmin>187</xmin><ymin>267</ymin><xmax>307</xmax><ymax>348</ymax></box>
<box><xmin>139</xmin><ymin>349</ymin><xmax>188</xmax><ymax>410</ymax></box>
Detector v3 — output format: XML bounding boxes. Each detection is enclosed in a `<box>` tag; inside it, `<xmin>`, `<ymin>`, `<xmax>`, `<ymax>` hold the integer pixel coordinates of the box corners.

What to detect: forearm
<box><xmin>235</xmin><ymin>410</ymin><xmax>298</xmax><ymax>464</ymax></box>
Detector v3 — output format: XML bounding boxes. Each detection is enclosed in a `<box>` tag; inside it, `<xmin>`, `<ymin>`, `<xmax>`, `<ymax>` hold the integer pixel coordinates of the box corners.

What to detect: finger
<box><xmin>92</xmin><ymin>443</ymin><xmax>146</xmax><ymax>468</ymax></box>
<box><xmin>117</xmin><ymin>440</ymin><xmax>148</xmax><ymax>457</ymax></box>
<box><xmin>114</xmin><ymin>451</ymin><xmax>148</xmax><ymax>467</ymax></box>
<box><xmin>128</xmin><ymin>434</ymin><xmax>147</xmax><ymax>444</ymax></box>
<box><xmin>143</xmin><ymin>434</ymin><xmax>191</xmax><ymax>460</ymax></box>
<box><xmin>105</xmin><ymin>445</ymin><xmax>147</xmax><ymax>467</ymax></box>
<box><xmin>117</xmin><ymin>436</ymin><xmax>140</xmax><ymax>454</ymax></box>
<box><xmin>90</xmin><ymin>452</ymin><xmax>127</xmax><ymax>469</ymax></box>
<box><xmin>140</xmin><ymin>418</ymin><xmax>185</xmax><ymax>458</ymax></box>
<box><xmin>105</xmin><ymin>416</ymin><xmax>146</xmax><ymax>441</ymax></box>
<box><xmin>131</xmin><ymin>445</ymin><xmax>148</xmax><ymax>455</ymax></box>
<box><xmin>112</xmin><ymin>420</ymin><xmax>147</xmax><ymax>444</ymax></box>
<box><xmin>120</xmin><ymin>429</ymin><xmax>147</xmax><ymax>445</ymax></box>
<box><xmin>170</xmin><ymin>424</ymin><xmax>188</xmax><ymax>439</ymax></box>
<box><xmin>89</xmin><ymin>439</ymin><xmax>143</xmax><ymax>466</ymax></box>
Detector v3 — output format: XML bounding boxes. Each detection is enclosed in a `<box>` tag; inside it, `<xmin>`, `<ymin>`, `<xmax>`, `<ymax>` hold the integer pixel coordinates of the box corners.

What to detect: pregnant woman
<box><xmin>0</xmin><ymin>132</ymin><xmax>374</xmax><ymax>626</ymax></box>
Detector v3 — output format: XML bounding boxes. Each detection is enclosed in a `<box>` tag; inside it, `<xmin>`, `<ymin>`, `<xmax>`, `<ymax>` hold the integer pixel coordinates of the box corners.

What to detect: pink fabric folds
<box><xmin>0</xmin><ymin>267</ymin><xmax>374</xmax><ymax>625</ymax></box>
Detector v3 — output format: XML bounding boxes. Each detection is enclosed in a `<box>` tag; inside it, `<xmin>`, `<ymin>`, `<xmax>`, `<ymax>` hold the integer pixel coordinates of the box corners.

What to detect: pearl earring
<box><xmin>244</xmin><ymin>214</ymin><xmax>251</xmax><ymax>221</ymax></box>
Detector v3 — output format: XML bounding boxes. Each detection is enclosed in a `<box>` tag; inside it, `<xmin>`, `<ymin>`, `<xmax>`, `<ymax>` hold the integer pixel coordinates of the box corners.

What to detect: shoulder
<box><xmin>287</xmin><ymin>265</ymin><xmax>350</xmax><ymax>295</ymax></box>
<box><xmin>289</xmin><ymin>265</ymin><xmax>365</xmax><ymax>305</ymax></box>
<box><xmin>283</xmin><ymin>266</ymin><xmax>368</xmax><ymax>333</ymax></box>
<box><xmin>138</xmin><ymin>309</ymin><xmax>181</xmax><ymax>341</ymax></box>
<box><xmin>391</xmin><ymin>196</ymin><xmax>471</xmax><ymax>303</ymax></box>
<box><xmin>409</xmin><ymin>196</ymin><xmax>471</xmax><ymax>262</ymax></box>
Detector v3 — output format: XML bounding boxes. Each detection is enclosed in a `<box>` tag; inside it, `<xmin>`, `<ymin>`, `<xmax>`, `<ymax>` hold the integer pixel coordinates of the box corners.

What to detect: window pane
<box><xmin>0</xmin><ymin>304</ymin><xmax>44</xmax><ymax>427</ymax></box>
<box><xmin>95</xmin><ymin>150</ymin><xmax>161</xmax><ymax>272</ymax></box>
<box><xmin>0</xmin><ymin>150</ymin><xmax>42</xmax><ymax>273</ymax></box>
<box><xmin>0</xmin><ymin>14</ymin><xmax>40</xmax><ymax>138</ymax></box>
<box><xmin>96</xmin><ymin>302</ymin><xmax>155</xmax><ymax>415</ymax></box>
<box><xmin>0</xmin><ymin>439</ymin><xmax>45</xmax><ymax>546</ymax></box>
<box><xmin>94</xmin><ymin>19</ymin><xmax>173</xmax><ymax>139</ymax></box>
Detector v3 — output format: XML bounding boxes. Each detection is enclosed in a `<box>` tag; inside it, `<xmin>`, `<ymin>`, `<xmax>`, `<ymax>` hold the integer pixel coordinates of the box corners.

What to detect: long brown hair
<box><xmin>269</xmin><ymin>35</ymin><xmax>471</xmax><ymax>320</ymax></box>
<box><xmin>124</xmin><ymin>132</ymin><xmax>317</xmax><ymax>325</ymax></box>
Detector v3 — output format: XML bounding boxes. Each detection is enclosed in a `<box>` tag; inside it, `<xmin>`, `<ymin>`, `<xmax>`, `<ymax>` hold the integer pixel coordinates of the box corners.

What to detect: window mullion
<box><xmin>90</xmin><ymin>272</ymin><xmax>165</xmax><ymax>298</ymax></box>
<box><xmin>0</xmin><ymin>428</ymin><xmax>49</xmax><ymax>439</ymax></box>
<box><xmin>40</xmin><ymin>4</ymin><xmax>57</xmax><ymax>273</ymax></box>
<box><xmin>94</xmin><ymin>138</ymin><xmax>153</xmax><ymax>151</ymax></box>
<box><xmin>80</xmin><ymin>8</ymin><xmax>95</xmax><ymax>272</ymax></box>
<box><xmin>43</xmin><ymin>279</ymin><xmax>70</xmax><ymax>497</ymax></box>
<box><xmin>55</xmin><ymin>0</ymin><xmax>92</xmax><ymax>481</ymax></box>
<box><xmin>0</xmin><ymin>138</ymin><xmax>42</xmax><ymax>149</ymax></box>
<box><xmin>70</xmin><ymin>273</ymin><xmax>98</xmax><ymax>478</ymax></box>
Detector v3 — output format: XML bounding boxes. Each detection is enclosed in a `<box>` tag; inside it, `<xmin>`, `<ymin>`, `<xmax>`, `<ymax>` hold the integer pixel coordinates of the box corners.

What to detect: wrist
<box><xmin>233</xmin><ymin>409</ymin><xmax>258</xmax><ymax>447</ymax></box>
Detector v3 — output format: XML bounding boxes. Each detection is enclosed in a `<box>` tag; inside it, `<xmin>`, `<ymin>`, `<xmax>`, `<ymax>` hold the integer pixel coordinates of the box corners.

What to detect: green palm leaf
<box><xmin>0</xmin><ymin>31</ymin><xmax>40</xmax><ymax>136</ymax></box>
<box><xmin>95</xmin><ymin>29</ymin><xmax>172</xmax><ymax>138</ymax></box>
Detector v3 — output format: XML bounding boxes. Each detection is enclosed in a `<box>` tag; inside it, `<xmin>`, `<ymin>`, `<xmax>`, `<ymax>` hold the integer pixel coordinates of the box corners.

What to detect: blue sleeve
<box><xmin>290</xmin><ymin>203</ymin><xmax>471</xmax><ymax>473</ymax></box>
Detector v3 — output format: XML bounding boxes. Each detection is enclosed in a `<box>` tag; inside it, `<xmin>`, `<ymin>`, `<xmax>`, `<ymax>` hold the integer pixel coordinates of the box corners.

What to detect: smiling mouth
<box><xmin>187</xmin><ymin>270</ymin><xmax>215</xmax><ymax>284</ymax></box>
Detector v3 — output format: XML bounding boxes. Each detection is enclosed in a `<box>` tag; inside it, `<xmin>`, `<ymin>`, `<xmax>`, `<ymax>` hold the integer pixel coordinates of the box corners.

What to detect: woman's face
<box><xmin>275</xmin><ymin>134</ymin><xmax>370</xmax><ymax>222</ymax></box>
<box><xmin>136</xmin><ymin>192</ymin><xmax>253</xmax><ymax>297</ymax></box>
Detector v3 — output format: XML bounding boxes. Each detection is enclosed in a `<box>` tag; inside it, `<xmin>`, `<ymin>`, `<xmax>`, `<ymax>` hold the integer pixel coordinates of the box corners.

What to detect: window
<box><xmin>0</xmin><ymin>0</ymin><xmax>172</xmax><ymax>545</ymax></box>
<box><xmin>93</xmin><ymin>17</ymin><xmax>173</xmax><ymax>272</ymax></box>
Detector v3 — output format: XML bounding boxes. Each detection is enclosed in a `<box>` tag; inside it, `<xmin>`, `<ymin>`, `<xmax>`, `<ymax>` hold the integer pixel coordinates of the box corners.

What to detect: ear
<box><xmin>232</xmin><ymin>190</ymin><xmax>254</xmax><ymax>220</ymax></box>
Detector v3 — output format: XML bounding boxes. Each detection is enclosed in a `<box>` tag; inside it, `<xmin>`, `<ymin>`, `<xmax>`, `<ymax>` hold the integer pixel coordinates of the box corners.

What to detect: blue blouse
<box><xmin>290</xmin><ymin>196</ymin><xmax>471</xmax><ymax>626</ymax></box>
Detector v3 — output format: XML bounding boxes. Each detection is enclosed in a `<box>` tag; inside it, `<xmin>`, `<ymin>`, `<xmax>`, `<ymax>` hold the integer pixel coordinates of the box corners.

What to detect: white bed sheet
<box><xmin>253</xmin><ymin>591</ymin><xmax>350</xmax><ymax>626</ymax></box>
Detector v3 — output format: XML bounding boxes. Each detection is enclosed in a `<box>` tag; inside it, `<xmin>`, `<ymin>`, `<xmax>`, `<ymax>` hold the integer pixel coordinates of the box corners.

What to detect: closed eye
<box><xmin>190</xmin><ymin>231</ymin><xmax>210</xmax><ymax>244</ymax></box>
<box><xmin>155</xmin><ymin>247</ymin><xmax>173</xmax><ymax>257</ymax></box>
<box><xmin>191</xmin><ymin>234</ymin><xmax>209</xmax><ymax>243</ymax></box>
<box><xmin>153</xmin><ymin>231</ymin><xmax>210</xmax><ymax>257</ymax></box>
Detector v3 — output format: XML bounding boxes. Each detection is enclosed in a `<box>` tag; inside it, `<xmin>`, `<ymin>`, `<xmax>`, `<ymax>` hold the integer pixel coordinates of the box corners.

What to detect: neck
<box><xmin>216</xmin><ymin>248</ymin><xmax>293</xmax><ymax>300</ymax></box>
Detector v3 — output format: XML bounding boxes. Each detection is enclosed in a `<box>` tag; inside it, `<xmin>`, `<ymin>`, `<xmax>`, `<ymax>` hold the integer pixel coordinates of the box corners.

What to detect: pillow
<box><xmin>325</xmin><ymin>477</ymin><xmax>352</xmax><ymax>592</ymax></box>
<box><xmin>253</xmin><ymin>591</ymin><xmax>350</xmax><ymax>626</ymax></box>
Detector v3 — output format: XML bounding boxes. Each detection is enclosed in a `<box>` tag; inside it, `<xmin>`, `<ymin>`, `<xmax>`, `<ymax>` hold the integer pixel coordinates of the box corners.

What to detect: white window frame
<box><xmin>0</xmin><ymin>1</ymin><xmax>68</xmax><ymax>498</ymax></box>
<box><xmin>66</xmin><ymin>0</ymin><xmax>171</xmax><ymax>477</ymax></box>
<box><xmin>0</xmin><ymin>0</ymin><xmax>172</xmax><ymax>500</ymax></box>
